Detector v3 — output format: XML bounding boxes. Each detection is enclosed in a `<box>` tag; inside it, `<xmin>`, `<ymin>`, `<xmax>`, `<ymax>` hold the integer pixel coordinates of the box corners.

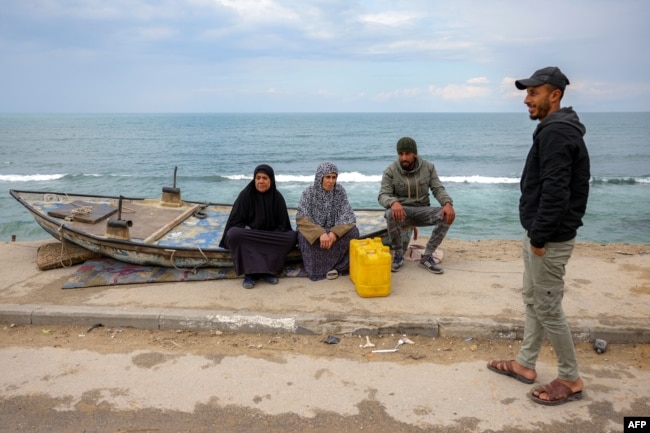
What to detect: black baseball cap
<box><xmin>515</xmin><ymin>66</ymin><xmax>570</xmax><ymax>91</ymax></box>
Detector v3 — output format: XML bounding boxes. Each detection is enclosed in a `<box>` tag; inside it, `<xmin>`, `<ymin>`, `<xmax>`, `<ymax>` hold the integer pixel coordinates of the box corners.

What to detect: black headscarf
<box><xmin>219</xmin><ymin>164</ymin><xmax>292</xmax><ymax>248</ymax></box>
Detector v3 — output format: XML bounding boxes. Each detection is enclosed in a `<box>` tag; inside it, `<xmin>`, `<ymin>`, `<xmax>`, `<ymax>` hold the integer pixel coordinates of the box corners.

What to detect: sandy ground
<box><xmin>440</xmin><ymin>238</ymin><xmax>650</xmax><ymax>262</ymax></box>
<box><xmin>2</xmin><ymin>323</ymin><xmax>649</xmax><ymax>373</ymax></box>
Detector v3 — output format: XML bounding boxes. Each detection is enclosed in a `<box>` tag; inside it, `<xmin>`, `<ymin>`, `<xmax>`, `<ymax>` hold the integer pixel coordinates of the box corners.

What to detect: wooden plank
<box><xmin>143</xmin><ymin>203</ymin><xmax>203</xmax><ymax>244</ymax></box>
<box><xmin>47</xmin><ymin>201</ymin><xmax>117</xmax><ymax>224</ymax></box>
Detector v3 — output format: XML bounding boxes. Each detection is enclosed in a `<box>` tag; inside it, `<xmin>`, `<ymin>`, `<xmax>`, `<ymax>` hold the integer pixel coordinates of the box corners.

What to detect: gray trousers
<box><xmin>516</xmin><ymin>234</ymin><xmax>579</xmax><ymax>381</ymax></box>
<box><xmin>384</xmin><ymin>206</ymin><xmax>450</xmax><ymax>256</ymax></box>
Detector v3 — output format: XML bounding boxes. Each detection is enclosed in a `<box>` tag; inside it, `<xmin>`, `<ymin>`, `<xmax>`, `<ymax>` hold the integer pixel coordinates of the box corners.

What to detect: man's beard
<box><xmin>529</xmin><ymin>96</ymin><xmax>551</xmax><ymax>120</ymax></box>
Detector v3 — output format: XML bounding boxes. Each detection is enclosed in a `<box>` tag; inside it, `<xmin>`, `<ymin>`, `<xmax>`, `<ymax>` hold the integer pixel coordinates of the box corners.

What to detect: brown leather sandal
<box><xmin>487</xmin><ymin>360</ymin><xmax>535</xmax><ymax>384</ymax></box>
<box><xmin>528</xmin><ymin>379</ymin><xmax>584</xmax><ymax>406</ymax></box>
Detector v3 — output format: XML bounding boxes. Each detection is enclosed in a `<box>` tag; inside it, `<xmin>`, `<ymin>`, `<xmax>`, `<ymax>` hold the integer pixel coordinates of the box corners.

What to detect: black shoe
<box><xmin>242</xmin><ymin>274</ymin><xmax>256</xmax><ymax>289</ymax></box>
<box><xmin>391</xmin><ymin>251</ymin><xmax>405</xmax><ymax>272</ymax></box>
<box><xmin>261</xmin><ymin>274</ymin><xmax>279</xmax><ymax>285</ymax></box>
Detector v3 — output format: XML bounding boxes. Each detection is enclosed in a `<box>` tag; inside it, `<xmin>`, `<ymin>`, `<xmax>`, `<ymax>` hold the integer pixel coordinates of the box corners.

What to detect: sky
<box><xmin>1</xmin><ymin>0</ymin><xmax>649</xmax><ymax>113</ymax></box>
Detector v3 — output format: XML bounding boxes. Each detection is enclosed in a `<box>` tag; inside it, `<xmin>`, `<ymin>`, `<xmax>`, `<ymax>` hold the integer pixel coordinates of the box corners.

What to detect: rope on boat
<box><xmin>49</xmin><ymin>234</ymin><xmax>74</xmax><ymax>268</ymax></box>
<box><xmin>53</xmin><ymin>201</ymin><xmax>90</xmax><ymax>268</ymax></box>
<box><xmin>193</xmin><ymin>202</ymin><xmax>210</xmax><ymax>219</ymax></box>
<box><xmin>54</xmin><ymin>223</ymin><xmax>71</xmax><ymax>267</ymax></box>
<box><xmin>70</xmin><ymin>205</ymin><xmax>93</xmax><ymax>217</ymax></box>
<box><xmin>60</xmin><ymin>202</ymin><xmax>93</xmax><ymax>222</ymax></box>
<box><xmin>194</xmin><ymin>246</ymin><xmax>209</xmax><ymax>273</ymax></box>
<box><xmin>59</xmin><ymin>241</ymin><xmax>74</xmax><ymax>268</ymax></box>
<box><xmin>168</xmin><ymin>246</ymin><xmax>209</xmax><ymax>273</ymax></box>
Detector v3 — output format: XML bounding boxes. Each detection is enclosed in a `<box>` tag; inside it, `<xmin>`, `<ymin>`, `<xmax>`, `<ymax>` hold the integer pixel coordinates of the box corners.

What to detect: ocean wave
<box><xmin>223</xmin><ymin>172</ymin><xmax>520</xmax><ymax>184</ymax></box>
<box><xmin>3</xmin><ymin>172</ymin><xmax>647</xmax><ymax>187</ymax></box>
<box><xmin>0</xmin><ymin>174</ymin><xmax>67</xmax><ymax>182</ymax></box>
<box><xmin>0</xmin><ymin>172</ymin><xmax>166</xmax><ymax>182</ymax></box>
<box><xmin>222</xmin><ymin>173</ymin><xmax>382</xmax><ymax>183</ymax></box>
<box><xmin>442</xmin><ymin>175</ymin><xmax>520</xmax><ymax>184</ymax></box>
<box><xmin>591</xmin><ymin>176</ymin><xmax>650</xmax><ymax>185</ymax></box>
<box><xmin>442</xmin><ymin>175</ymin><xmax>650</xmax><ymax>185</ymax></box>
<box><xmin>2</xmin><ymin>172</ymin><xmax>521</xmax><ymax>185</ymax></box>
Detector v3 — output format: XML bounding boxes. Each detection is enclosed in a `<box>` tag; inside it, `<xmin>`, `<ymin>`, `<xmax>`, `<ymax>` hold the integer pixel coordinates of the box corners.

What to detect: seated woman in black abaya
<box><xmin>219</xmin><ymin>164</ymin><xmax>297</xmax><ymax>289</ymax></box>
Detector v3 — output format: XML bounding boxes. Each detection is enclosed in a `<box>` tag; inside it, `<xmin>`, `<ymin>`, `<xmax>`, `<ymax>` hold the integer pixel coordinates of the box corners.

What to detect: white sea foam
<box><xmin>442</xmin><ymin>175</ymin><xmax>520</xmax><ymax>184</ymax></box>
<box><xmin>224</xmin><ymin>172</ymin><xmax>520</xmax><ymax>184</ymax></box>
<box><xmin>0</xmin><ymin>174</ymin><xmax>66</xmax><ymax>182</ymax></box>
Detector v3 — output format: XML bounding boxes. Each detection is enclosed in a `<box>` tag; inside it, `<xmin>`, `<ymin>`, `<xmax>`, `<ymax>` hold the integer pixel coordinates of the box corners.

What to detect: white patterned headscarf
<box><xmin>297</xmin><ymin>161</ymin><xmax>356</xmax><ymax>229</ymax></box>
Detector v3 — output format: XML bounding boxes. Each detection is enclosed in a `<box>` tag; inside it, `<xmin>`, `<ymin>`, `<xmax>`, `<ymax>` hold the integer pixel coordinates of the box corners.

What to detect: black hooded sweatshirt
<box><xmin>519</xmin><ymin>107</ymin><xmax>590</xmax><ymax>248</ymax></box>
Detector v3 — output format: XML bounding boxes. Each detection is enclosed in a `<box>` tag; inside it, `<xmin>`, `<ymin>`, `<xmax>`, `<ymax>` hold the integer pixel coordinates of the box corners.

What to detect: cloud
<box><xmin>428</xmin><ymin>84</ymin><xmax>491</xmax><ymax>100</ymax></box>
<box><xmin>468</xmin><ymin>77</ymin><xmax>489</xmax><ymax>84</ymax></box>
<box><xmin>499</xmin><ymin>77</ymin><xmax>519</xmax><ymax>98</ymax></box>
<box><xmin>373</xmin><ymin>88</ymin><xmax>424</xmax><ymax>101</ymax></box>
<box><xmin>358</xmin><ymin>11</ymin><xmax>420</xmax><ymax>27</ymax></box>
<box><xmin>211</xmin><ymin>0</ymin><xmax>300</xmax><ymax>24</ymax></box>
<box><xmin>1</xmin><ymin>0</ymin><xmax>649</xmax><ymax>112</ymax></box>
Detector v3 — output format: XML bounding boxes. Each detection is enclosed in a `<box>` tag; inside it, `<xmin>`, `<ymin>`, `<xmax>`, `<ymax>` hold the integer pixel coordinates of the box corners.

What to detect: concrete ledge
<box><xmin>160</xmin><ymin>309</ymin><xmax>299</xmax><ymax>333</ymax></box>
<box><xmin>0</xmin><ymin>304</ymin><xmax>35</xmax><ymax>325</ymax></box>
<box><xmin>437</xmin><ymin>317</ymin><xmax>526</xmax><ymax>340</ymax></box>
<box><xmin>160</xmin><ymin>311</ymin><xmax>440</xmax><ymax>337</ymax></box>
<box><xmin>575</xmin><ymin>318</ymin><xmax>650</xmax><ymax>344</ymax></box>
<box><xmin>31</xmin><ymin>305</ymin><xmax>162</xmax><ymax>329</ymax></box>
<box><xmin>1</xmin><ymin>304</ymin><xmax>649</xmax><ymax>344</ymax></box>
<box><xmin>291</xmin><ymin>314</ymin><xmax>439</xmax><ymax>337</ymax></box>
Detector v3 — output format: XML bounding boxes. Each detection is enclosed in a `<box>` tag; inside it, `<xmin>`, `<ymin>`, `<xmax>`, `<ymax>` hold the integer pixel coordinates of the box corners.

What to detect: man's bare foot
<box><xmin>487</xmin><ymin>359</ymin><xmax>537</xmax><ymax>384</ymax></box>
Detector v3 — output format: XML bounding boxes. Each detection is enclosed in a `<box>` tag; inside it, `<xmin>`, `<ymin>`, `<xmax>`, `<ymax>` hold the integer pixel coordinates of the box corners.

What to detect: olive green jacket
<box><xmin>378</xmin><ymin>156</ymin><xmax>452</xmax><ymax>209</ymax></box>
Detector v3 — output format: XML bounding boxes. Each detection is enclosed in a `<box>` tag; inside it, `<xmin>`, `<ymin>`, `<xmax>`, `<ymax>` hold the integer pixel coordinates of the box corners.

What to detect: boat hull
<box><xmin>11</xmin><ymin>189</ymin><xmax>388</xmax><ymax>269</ymax></box>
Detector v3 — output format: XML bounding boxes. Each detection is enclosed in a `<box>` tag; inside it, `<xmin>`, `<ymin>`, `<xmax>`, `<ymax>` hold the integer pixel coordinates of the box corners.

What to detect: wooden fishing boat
<box><xmin>10</xmin><ymin>186</ymin><xmax>388</xmax><ymax>269</ymax></box>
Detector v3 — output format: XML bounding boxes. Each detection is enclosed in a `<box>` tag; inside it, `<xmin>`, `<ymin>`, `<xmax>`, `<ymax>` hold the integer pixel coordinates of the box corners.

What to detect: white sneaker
<box><xmin>419</xmin><ymin>255</ymin><xmax>443</xmax><ymax>274</ymax></box>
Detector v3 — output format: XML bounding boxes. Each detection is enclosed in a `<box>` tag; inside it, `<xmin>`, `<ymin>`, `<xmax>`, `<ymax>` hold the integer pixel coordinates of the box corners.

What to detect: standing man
<box><xmin>487</xmin><ymin>67</ymin><xmax>590</xmax><ymax>406</ymax></box>
<box><xmin>378</xmin><ymin>137</ymin><xmax>455</xmax><ymax>274</ymax></box>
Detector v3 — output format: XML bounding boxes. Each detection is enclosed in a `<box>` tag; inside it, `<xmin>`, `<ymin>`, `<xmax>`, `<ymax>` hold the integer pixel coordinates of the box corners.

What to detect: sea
<box><xmin>1</xmin><ymin>112</ymin><xmax>649</xmax><ymax>245</ymax></box>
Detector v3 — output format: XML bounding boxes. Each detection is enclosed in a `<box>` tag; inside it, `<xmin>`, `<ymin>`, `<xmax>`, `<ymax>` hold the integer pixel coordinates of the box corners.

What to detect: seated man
<box><xmin>378</xmin><ymin>137</ymin><xmax>455</xmax><ymax>274</ymax></box>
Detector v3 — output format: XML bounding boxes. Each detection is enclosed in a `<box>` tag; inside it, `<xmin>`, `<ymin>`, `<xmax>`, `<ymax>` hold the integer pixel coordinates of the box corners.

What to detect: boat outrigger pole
<box><xmin>161</xmin><ymin>166</ymin><xmax>182</xmax><ymax>207</ymax></box>
<box><xmin>105</xmin><ymin>195</ymin><xmax>133</xmax><ymax>240</ymax></box>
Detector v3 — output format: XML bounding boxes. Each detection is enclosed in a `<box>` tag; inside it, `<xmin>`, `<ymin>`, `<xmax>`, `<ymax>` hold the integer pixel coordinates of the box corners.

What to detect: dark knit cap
<box><xmin>396</xmin><ymin>137</ymin><xmax>417</xmax><ymax>154</ymax></box>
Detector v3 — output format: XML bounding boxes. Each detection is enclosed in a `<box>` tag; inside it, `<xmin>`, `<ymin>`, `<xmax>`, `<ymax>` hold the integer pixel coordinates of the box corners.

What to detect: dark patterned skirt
<box><xmin>298</xmin><ymin>226</ymin><xmax>359</xmax><ymax>281</ymax></box>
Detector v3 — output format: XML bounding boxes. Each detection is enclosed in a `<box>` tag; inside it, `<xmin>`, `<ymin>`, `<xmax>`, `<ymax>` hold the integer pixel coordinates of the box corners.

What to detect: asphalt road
<box><xmin>1</xmin><ymin>327</ymin><xmax>648</xmax><ymax>433</ymax></box>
